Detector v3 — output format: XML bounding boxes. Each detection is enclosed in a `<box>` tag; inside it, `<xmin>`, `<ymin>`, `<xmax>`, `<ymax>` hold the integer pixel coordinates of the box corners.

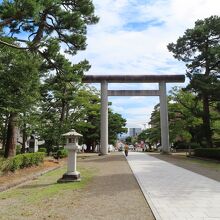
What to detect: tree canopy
<box><xmin>168</xmin><ymin>15</ymin><xmax>220</xmax><ymax>147</ymax></box>
<box><xmin>0</xmin><ymin>0</ymin><xmax>102</xmax><ymax>157</ymax></box>
<box><xmin>0</xmin><ymin>0</ymin><xmax>99</xmax><ymax>54</ymax></box>
<box><xmin>0</xmin><ymin>44</ymin><xmax>41</xmax><ymax>157</ymax></box>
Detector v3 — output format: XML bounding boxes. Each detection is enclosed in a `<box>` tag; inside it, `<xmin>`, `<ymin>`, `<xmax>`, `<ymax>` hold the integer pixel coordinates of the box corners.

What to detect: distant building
<box><xmin>117</xmin><ymin>127</ymin><xmax>142</xmax><ymax>140</ymax></box>
<box><xmin>128</xmin><ymin>128</ymin><xmax>142</xmax><ymax>137</ymax></box>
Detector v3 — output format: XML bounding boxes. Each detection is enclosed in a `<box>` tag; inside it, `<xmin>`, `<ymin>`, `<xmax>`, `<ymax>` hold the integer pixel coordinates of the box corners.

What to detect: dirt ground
<box><xmin>0</xmin><ymin>153</ymin><xmax>155</xmax><ymax>220</ymax></box>
<box><xmin>0</xmin><ymin>158</ymin><xmax>64</xmax><ymax>192</ymax></box>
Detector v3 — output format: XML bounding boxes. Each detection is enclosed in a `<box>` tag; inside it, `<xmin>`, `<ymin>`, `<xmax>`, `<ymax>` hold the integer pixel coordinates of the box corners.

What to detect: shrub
<box><xmin>174</xmin><ymin>141</ymin><xmax>189</xmax><ymax>149</ymax></box>
<box><xmin>21</xmin><ymin>154</ymin><xmax>32</xmax><ymax>168</ymax></box>
<box><xmin>38</xmin><ymin>148</ymin><xmax>47</xmax><ymax>153</ymax></box>
<box><xmin>1</xmin><ymin>152</ymin><xmax>45</xmax><ymax>173</ymax></box>
<box><xmin>0</xmin><ymin>149</ymin><xmax>4</xmax><ymax>156</ymax></box>
<box><xmin>11</xmin><ymin>155</ymin><xmax>23</xmax><ymax>171</ymax></box>
<box><xmin>56</xmin><ymin>149</ymin><xmax>68</xmax><ymax>158</ymax></box>
<box><xmin>0</xmin><ymin>158</ymin><xmax>12</xmax><ymax>173</ymax></box>
<box><xmin>194</xmin><ymin>148</ymin><xmax>220</xmax><ymax>160</ymax></box>
<box><xmin>190</xmin><ymin>143</ymin><xmax>201</xmax><ymax>149</ymax></box>
<box><xmin>16</xmin><ymin>145</ymin><xmax>22</xmax><ymax>155</ymax></box>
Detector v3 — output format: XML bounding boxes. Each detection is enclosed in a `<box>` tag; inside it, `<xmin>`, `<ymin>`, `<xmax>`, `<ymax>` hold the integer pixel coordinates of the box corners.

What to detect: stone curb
<box><xmin>0</xmin><ymin>165</ymin><xmax>62</xmax><ymax>193</ymax></box>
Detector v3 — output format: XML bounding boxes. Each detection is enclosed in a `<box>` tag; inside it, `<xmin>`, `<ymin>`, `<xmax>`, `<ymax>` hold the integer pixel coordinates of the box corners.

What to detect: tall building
<box><xmin>128</xmin><ymin>128</ymin><xmax>142</xmax><ymax>137</ymax></box>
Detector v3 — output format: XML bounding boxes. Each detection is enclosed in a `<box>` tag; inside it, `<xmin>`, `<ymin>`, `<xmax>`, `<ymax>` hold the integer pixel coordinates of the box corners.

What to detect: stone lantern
<box><xmin>58</xmin><ymin>129</ymin><xmax>82</xmax><ymax>183</ymax></box>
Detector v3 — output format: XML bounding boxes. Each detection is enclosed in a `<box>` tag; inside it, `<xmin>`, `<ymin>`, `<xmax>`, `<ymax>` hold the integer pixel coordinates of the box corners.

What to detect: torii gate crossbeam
<box><xmin>83</xmin><ymin>75</ymin><xmax>185</xmax><ymax>155</ymax></box>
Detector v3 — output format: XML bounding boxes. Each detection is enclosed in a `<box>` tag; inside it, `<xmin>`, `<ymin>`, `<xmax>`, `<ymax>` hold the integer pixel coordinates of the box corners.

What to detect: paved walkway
<box><xmin>126</xmin><ymin>152</ymin><xmax>220</xmax><ymax>220</ymax></box>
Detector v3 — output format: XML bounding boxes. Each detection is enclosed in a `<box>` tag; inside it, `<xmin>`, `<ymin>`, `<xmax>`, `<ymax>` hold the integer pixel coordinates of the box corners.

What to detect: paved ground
<box><xmin>126</xmin><ymin>152</ymin><xmax>220</xmax><ymax>220</ymax></box>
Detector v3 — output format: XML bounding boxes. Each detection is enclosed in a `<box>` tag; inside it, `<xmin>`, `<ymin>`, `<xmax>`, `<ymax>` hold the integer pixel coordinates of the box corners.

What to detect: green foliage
<box><xmin>0</xmin><ymin>44</ymin><xmax>42</xmax><ymax>158</ymax></box>
<box><xmin>0</xmin><ymin>0</ymin><xmax>99</xmax><ymax>158</ymax></box>
<box><xmin>73</xmin><ymin>87</ymin><xmax>101</xmax><ymax>150</ymax></box>
<box><xmin>144</xmin><ymin>127</ymin><xmax>160</xmax><ymax>145</ymax></box>
<box><xmin>38</xmin><ymin>148</ymin><xmax>47</xmax><ymax>153</ymax></box>
<box><xmin>190</xmin><ymin>142</ymin><xmax>201</xmax><ymax>149</ymax></box>
<box><xmin>144</xmin><ymin>104</ymin><xmax>161</xmax><ymax>144</ymax></box>
<box><xmin>0</xmin><ymin>46</ymin><xmax>41</xmax><ymax>114</ymax></box>
<box><xmin>56</xmin><ymin>148</ymin><xmax>68</xmax><ymax>158</ymax></box>
<box><xmin>1</xmin><ymin>152</ymin><xmax>45</xmax><ymax>172</ymax></box>
<box><xmin>16</xmin><ymin>145</ymin><xmax>22</xmax><ymax>155</ymax></box>
<box><xmin>68</xmin><ymin>87</ymin><xmax>127</xmax><ymax>151</ymax></box>
<box><xmin>137</xmin><ymin>129</ymin><xmax>148</xmax><ymax>142</ymax></box>
<box><xmin>167</xmin><ymin>16</ymin><xmax>220</xmax><ymax>77</ymax></box>
<box><xmin>38</xmin><ymin>67</ymin><xmax>89</xmax><ymax>147</ymax></box>
<box><xmin>169</xmin><ymin>87</ymin><xmax>203</xmax><ymax>143</ymax></box>
<box><xmin>125</xmin><ymin>136</ymin><xmax>132</xmax><ymax>144</ymax></box>
<box><xmin>109</xmin><ymin>110</ymin><xmax>127</xmax><ymax>144</ymax></box>
<box><xmin>146</xmin><ymin>87</ymin><xmax>209</xmax><ymax>145</ymax></box>
<box><xmin>174</xmin><ymin>142</ymin><xmax>201</xmax><ymax>149</ymax></box>
<box><xmin>0</xmin><ymin>0</ymin><xmax>99</xmax><ymax>54</ymax></box>
<box><xmin>194</xmin><ymin>148</ymin><xmax>220</xmax><ymax>160</ymax></box>
<box><xmin>168</xmin><ymin>15</ymin><xmax>220</xmax><ymax>147</ymax></box>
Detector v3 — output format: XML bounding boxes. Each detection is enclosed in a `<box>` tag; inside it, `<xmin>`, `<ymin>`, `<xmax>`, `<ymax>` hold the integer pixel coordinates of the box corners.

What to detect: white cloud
<box><xmin>72</xmin><ymin>0</ymin><xmax>220</xmax><ymax>127</ymax></box>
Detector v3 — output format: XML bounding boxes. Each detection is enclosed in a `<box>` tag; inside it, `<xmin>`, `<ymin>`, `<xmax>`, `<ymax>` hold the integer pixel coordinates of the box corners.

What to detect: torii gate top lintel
<box><xmin>82</xmin><ymin>74</ymin><xmax>185</xmax><ymax>83</ymax></box>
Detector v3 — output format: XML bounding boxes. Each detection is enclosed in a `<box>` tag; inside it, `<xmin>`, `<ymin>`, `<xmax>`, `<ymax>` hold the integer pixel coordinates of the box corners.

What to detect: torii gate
<box><xmin>83</xmin><ymin>75</ymin><xmax>185</xmax><ymax>155</ymax></box>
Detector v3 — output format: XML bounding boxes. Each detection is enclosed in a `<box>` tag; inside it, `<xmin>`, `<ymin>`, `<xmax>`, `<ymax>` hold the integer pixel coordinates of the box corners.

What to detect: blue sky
<box><xmin>1</xmin><ymin>1</ymin><xmax>219</xmax><ymax>128</ymax></box>
<box><xmin>71</xmin><ymin>0</ymin><xmax>220</xmax><ymax>128</ymax></box>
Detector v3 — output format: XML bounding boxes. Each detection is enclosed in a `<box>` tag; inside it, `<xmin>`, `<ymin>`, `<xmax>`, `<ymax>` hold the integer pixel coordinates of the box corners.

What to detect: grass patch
<box><xmin>187</xmin><ymin>157</ymin><xmax>220</xmax><ymax>169</ymax></box>
<box><xmin>0</xmin><ymin>165</ymin><xmax>95</xmax><ymax>204</ymax></box>
<box><xmin>150</xmin><ymin>152</ymin><xmax>220</xmax><ymax>170</ymax></box>
<box><xmin>169</xmin><ymin>153</ymin><xmax>220</xmax><ymax>169</ymax></box>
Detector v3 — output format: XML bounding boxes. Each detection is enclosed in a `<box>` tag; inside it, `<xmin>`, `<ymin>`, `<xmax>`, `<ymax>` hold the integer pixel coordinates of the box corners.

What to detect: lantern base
<box><xmin>57</xmin><ymin>171</ymin><xmax>81</xmax><ymax>183</ymax></box>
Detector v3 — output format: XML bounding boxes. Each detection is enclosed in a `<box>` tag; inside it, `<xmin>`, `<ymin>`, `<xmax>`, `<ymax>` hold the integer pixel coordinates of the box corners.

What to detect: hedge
<box><xmin>56</xmin><ymin>148</ymin><xmax>68</xmax><ymax>158</ymax></box>
<box><xmin>174</xmin><ymin>142</ymin><xmax>201</xmax><ymax>149</ymax></box>
<box><xmin>38</xmin><ymin>148</ymin><xmax>47</xmax><ymax>153</ymax></box>
<box><xmin>1</xmin><ymin>152</ymin><xmax>45</xmax><ymax>172</ymax></box>
<box><xmin>194</xmin><ymin>148</ymin><xmax>220</xmax><ymax>160</ymax></box>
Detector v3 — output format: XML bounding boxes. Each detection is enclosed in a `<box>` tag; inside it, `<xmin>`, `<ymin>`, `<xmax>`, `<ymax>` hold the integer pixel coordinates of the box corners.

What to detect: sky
<box><xmin>72</xmin><ymin>0</ymin><xmax>220</xmax><ymax>129</ymax></box>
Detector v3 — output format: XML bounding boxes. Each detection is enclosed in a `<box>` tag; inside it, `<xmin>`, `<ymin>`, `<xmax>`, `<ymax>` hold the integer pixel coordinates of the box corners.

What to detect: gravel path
<box><xmin>70</xmin><ymin>152</ymin><xmax>155</xmax><ymax>220</ymax></box>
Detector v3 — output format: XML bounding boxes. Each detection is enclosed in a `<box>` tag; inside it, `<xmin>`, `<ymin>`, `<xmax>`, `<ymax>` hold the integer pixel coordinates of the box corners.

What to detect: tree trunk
<box><xmin>60</xmin><ymin>99</ymin><xmax>66</xmax><ymax>124</ymax></box>
<box><xmin>92</xmin><ymin>141</ymin><xmax>96</xmax><ymax>152</ymax></box>
<box><xmin>65</xmin><ymin>104</ymin><xmax>69</xmax><ymax>121</ymax></box>
<box><xmin>202</xmin><ymin>42</ymin><xmax>212</xmax><ymax>147</ymax></box>
<box><xmin>21</xmin><ymin>122</ymin><xmax>27</xmax><ymax>153</ymax></box>
<box><xmin>202</xmin><ymin>95</ymin><xmax>213</xmax><ymax>147</ymax></box>
<box><xmin>60</xmin><ymin>87</ymin><xmax>67</xmax><ymax>124</ymax></box>
<box><xmin>4</xmin><ymin>113</ymin><xmax>17</xmax><ymax>158</ymax></box>
<box><xmin>85</xmin><ymin>141</ymin><xmax>92</xmax><ymax>152</ymax></box>
<box><xmin>2</xmin><ymin>113</ymin><xmax>9</xmax><ymax>150</ymax></box>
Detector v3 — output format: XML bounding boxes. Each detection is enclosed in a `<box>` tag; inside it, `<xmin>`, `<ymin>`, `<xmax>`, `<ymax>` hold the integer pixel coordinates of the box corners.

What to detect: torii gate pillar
<box><xmin>159</xmin><ymin>82</ymin><xmax>170</xmax><ymax>153</ymax></box>
<box><xmin>100</xmin><ymin>81</ymin><xmax>108</xmax><ymax>155</ymax></box>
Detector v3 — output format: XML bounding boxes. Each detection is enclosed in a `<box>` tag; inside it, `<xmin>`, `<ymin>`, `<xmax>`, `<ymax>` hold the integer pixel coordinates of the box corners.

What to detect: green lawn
<box><xmin>149</xmin><ymin>152</ymin><xmax>220</xmax><ymax>170</ymax></box>
<box><xmin>0</xmin><ymin>166</ymin><xmax>95</xmax><ymax>203</ymax></box>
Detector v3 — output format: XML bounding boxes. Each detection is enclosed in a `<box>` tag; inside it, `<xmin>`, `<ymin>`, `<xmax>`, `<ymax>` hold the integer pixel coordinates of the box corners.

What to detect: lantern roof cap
<box><xmin>62</xmin><ymin>129</ymin><xmax>82</xmax><ymax>137</ymax></box>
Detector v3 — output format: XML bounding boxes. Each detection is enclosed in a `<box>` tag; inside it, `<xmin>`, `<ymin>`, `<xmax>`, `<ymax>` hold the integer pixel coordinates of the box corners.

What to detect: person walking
<box><xmin>124</xmin><ymin>143</ymin><xmax>129</xmax><ymax>157</ymax></box>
